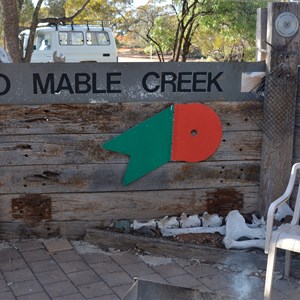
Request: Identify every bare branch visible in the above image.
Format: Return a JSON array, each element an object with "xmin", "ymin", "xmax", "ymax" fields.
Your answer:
[
  {"xmin": 23, "ymin": 0, "xmax": 43, "ymax": 62},
  {"xmin": 39, "ymin": 0, "xmax": 91, "ymax": 24}
]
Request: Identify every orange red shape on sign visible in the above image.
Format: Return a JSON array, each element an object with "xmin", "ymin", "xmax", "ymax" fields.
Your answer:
[{"xmin": 171, "ymin": 103, "xmax": 222, "ymax": 162}]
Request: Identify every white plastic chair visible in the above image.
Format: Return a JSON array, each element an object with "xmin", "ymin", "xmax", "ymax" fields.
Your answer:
[{"xmin": 264, "ymin": 162, "xmax": 300, "ymax": 300}]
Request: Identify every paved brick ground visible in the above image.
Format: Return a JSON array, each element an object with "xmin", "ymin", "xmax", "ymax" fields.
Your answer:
[{"xmin": 0, "ymin": 239, "xmax": 299, "ymax": 299}]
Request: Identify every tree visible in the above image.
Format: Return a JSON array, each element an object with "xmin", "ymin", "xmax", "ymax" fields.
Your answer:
[
  {"xmin": 0, "ymin": 0, "xmax": 22, "ymax": 62},
  {"xmin": 45, "ymin": 0, "xmax": 67, "ymax": 18},
  {"xmin": 0, "ymin": 0, "xmax": 268, "ymax": 62},
  {"xmin": 124, "ymin": 0, "xmax": 215, "ymax": 62},
  {"xmin": 19, "ymin": 0, "xmax": 35, "ymax": 28},
  {"xmin": 196, "ymin": 0, "xmax": 268, "ymax": 61},
  {"xmin": 170, "ymin": 0, "xmax": 214, "ymax": 62},
  {"xmin": 23, "ymin": 0, "xmax": 44, "ymax": 62},
  {"xmin": 124, "ymin": 0, "xmax": 267, "ymax": 62},
  {"xmin": 39, "ymin": 0, "xmax": 91, "ymax": 24},
  {"xmin": 64, "ymin": 0, "xmax": 131, "ymax": 24},
  {"xmin": 0, "ymin": 0, "xmax": 92, "ymax": 62},
  {"xmin": 124, "ymin": 3, "xmax": 170, "ymax": 61}
]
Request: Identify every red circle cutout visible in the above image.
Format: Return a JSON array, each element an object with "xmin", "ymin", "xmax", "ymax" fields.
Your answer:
[{"xmin": 171, "ymin": 103, "xmax": 222, "ymax": 162}]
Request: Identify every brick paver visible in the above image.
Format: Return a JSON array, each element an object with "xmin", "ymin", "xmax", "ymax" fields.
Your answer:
[
  {"xmin": 67, "ymin": 269, "xmax": 100, "ymax": 286},
  {"xmin": 51, "ymin": 250, "xmax": 82, "ymax": 263},
  {"xmin": 16, "ymin": 240, "xmax": 44, "ymax": 252},
  {"xmin": 152, "ymin": 262, "xmax": 187, "ymax": 278},
  {"xmin": 89, "ymin": 260, "xmax": 122, "ymax": 275},
  {"xmin": 95, "ymin": 294, "xmax": 120, "ymax": 300},
  {"xmin": 120, "ymin": 262, "xmax": 154, "ymax": 276},
  {"xmin": 18, "ymin": 291, "xmax": 51, "ymax": 300},
  {"xmin": 0, "ymin": 248, "xmax": 21, "ymax": 261},
  {"xmin": 59, "ymin": 260, "xmax": 90, "ymax": 274},
  {"xmin": 77, "ymin": 281, "xmax": 114, "ymax": 298},
  {"xmin": 0, "ymin": 238, "xmax": 298, "ymax": 299},
  {"xmin": 138, "ymin": 272, "xmax": 168, "ymax": 284},
  {"xmin": 27, "ymin": 259, "xmax": 59, "ymax": 273},
  {"xmin": 0, "ymin": 290, "xmax": 16, "ymax": 299},
  {"xmin": 36, "ymin": 268, "xmax": 68, "ymax": 284},
  {"xmin": 3, "ymin": 268, "xmax": 35, "ymax": 283},
  {"xmin": 166, "ymin": 273, "xmax": 201, "ymax": 288},
  {"xmin": 184, "ymin": 262, "xmax": 219, "ymax": 278},
  {"xmin": 52, "ymin": 294, "xmax": 85, "ymax": 300},
  {"xmin": 9, "ymin": 279, "xmax": 44, "ymax": 297},
  {"xmin": 111, "ymin": 253, "xmax": 142, "ymax": 265},
  {"xmin": 0, "ymin": 258, "xmax": 27, "ymax": 272},
  {"xmin": 101, "ymin": 271, "xmax": 133, "ymax": 287},
  {"xmin": 200, "ymin": 273, "xmax": 233, "ymax": 290},
  {"xmin": 43, "ymin": 280, "xmax": 78, "ymax": 298},
  {"xmin": 81, "ymin": 253, "xmax": 112, "ymax": 264},
  {"xmin": 21, "ymin": 249, "xmax": 51, "ymax": 262},
  {"xmin": 111, "ymin": 284, "xmax": 133, "ymax": 298}
]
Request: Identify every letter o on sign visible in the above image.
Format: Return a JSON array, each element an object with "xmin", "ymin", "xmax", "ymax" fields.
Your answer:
[{"xmin": 0, "ymin": 74, "xmax": 11, "ymax": 96}]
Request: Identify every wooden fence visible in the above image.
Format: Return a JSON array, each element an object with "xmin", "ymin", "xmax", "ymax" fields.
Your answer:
[
  {"xmin": 0, "ymin": 1, "xmax": 299, "ymax": 239},
  {"xmin": 0, "ymin": 62, "xmax": 264, "ymax": 239}
]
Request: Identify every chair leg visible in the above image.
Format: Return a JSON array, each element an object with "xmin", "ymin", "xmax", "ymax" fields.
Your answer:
[
  {"xmin": 264, "ymin": 246, "xmax": 277, "ymax": 300},
  {"xmin": 284, "ymin": 250, "xmax": 291, "ymax": 277}
]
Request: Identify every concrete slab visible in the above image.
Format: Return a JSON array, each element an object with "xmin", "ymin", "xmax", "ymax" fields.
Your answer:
[
  {"xmin": 0, "ymin": 238, "xmax": 299, "ymax": 299},
  {"xmin": 43, "ymin": 239, "xmax": 73, "ymax": 253}
]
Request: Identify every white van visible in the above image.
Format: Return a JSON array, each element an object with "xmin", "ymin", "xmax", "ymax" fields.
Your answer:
[{"xmin": 20, "ymin": 24, "xmax": 118, "ymax": 63}]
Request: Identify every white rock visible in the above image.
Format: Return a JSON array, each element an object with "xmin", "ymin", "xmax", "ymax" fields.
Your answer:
[
  {"xmin": 222, "ymin": 210, "xmax": 266, "ymax": 250},
  {"xmin": 157, "ymin": 216, "xmax": 179, "ymax": 229},
  {"xmin": 179, "ymin": 213, "xmax": 201, "ymax": 228},
  {"xmin": 161, "ymin": 226, "xmax": 226, "ymax": 237},
  {"xmin": 132, "ymin": 219, "xmax": 157, "ymax": 230},
  {"xmin": 201, "ymin": 212, "xmax": 223, "ymax": 227}
]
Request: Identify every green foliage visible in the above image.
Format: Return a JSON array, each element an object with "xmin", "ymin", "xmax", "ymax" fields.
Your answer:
[
  {"xmin": 195, "ymin": 0, "xmax": 268, "ymax": 61},
  {"xmin": 152, "ymin": 14, "xmax": 176, "ymax": 53},
  {"xmin": 64, "ymin": 0, "xmax": 131, "ymax": 24},
  {"xmin": 0, "ymin": 0, "xmax": 269, "ymax": 62},
  {"xmin": 45, "ymin": 0, "xmax": 67, "ymax": 18},
  {"xmin": 124, "ymin": 0, "xmax": 268, "ymax": 61},
  {"xmin": 0, "ymin": 0, "xmax": 34, "ymax": 47},
  {"xmin": 19, "ymin": 0, "xmax": 35, "ymax": 27},
  {"xmin": 124, "ymin": 1, "xmax": 174, "ymax": 61}
]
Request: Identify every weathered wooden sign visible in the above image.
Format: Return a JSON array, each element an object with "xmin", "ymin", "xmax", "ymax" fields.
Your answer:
[
  {"xmin": 0, "ymin": 62, "xmax": 265, "ymax": 104},
  {"xmin": 103, "ymin": 103, "xmax": 223, "ymax": 185}
]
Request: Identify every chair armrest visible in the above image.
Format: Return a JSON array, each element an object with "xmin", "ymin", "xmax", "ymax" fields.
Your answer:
[
  {"xmin": 264, "ymin": 163, "xmax": 300, "ymax": 253},
  {"xmin": 265, "ymin": 195, "xmax": 290, "ymax": 253}
]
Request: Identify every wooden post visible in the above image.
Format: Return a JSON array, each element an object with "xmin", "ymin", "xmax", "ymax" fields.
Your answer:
[
  {"xmin": 259, "ymin": 2, "xmax": 300, "ymax": 217},
  {"xmin": 256, "ymin": 8, "xmax": 268, "ymax": 61}
]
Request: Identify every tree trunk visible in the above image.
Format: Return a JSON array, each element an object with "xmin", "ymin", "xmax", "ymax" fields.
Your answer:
[
  {"xmin": 24, "ymin": 0, "xmax": 44, "ymax": 62},
  {"xmin": 0, "ymin": 0, "xmax": 21, "ymax": 62}
]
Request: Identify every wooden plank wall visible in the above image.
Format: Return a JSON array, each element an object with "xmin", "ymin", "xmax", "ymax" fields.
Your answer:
[
  {"xmin": 294, "ymin": 69, "xmax": 300, "ymax": 163},
  {"xmin": 0, "ymin": 100, "xmax": 263, "ymax": 239},
  {"xmin": 292, "ymin": 69, "xmax": 300, "ymax": 206}
]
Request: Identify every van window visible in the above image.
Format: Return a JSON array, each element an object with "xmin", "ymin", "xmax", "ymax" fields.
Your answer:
[
  {"xmin": 35, "ymin": 33, "xmax": 52, "ymax": 50},
  {"xmin": 86, "ymin": 32, "xmax": 110, "ymax": 45},
  {"xmin": 59, "ymin": 31, "xmax": 84, "ymax": 46}
]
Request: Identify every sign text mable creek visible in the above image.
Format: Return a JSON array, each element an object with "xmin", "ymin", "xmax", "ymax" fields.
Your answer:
[{"xmin": 0, "ymin": 62, "xmax": 265, "ymax": 105}]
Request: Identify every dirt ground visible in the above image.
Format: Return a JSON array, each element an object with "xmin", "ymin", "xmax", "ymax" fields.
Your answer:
[
  {"xmin": 118, "ymin": 47, "xmax": 172, "ymax": 62},
  {"xmin": 169, "ymin": 232, "xmax": 225, "ymax": 248}
]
